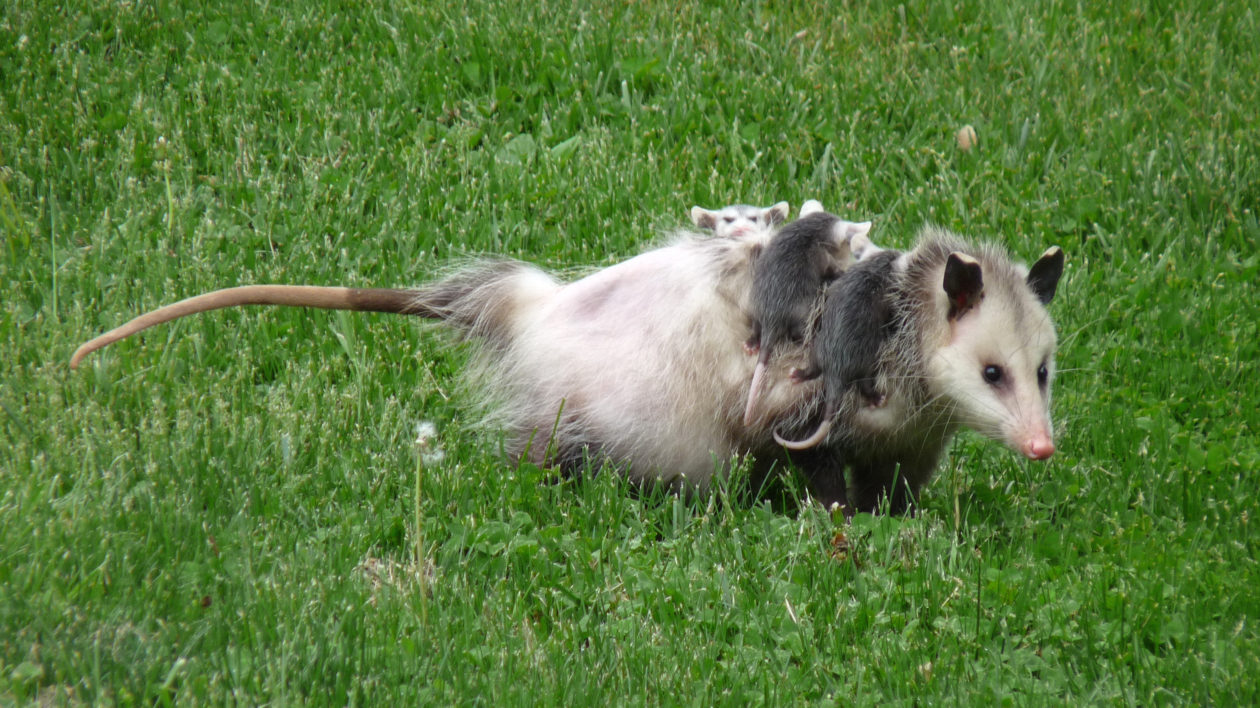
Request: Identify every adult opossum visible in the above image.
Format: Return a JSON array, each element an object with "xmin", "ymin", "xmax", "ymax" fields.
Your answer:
[
  {"xmin": 71, "ymin": 226, "xmax": 1065, "ymax": 515},
  {"xmin": 774, "ymin": 229, "xmax": 1065, "ymax": 511}
]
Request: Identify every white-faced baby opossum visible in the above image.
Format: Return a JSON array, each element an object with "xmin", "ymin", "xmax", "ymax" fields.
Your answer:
[
  {"xmin": 690, "ymin": 202, "xmax": 789, "ymax": 239},
  {"xmin": 71, "ymin": 226, "xmax": 1065, "ymax": 517},
  {"xmin": 743, "ymin": 212, "xmax": 872, "ymax": 427}
]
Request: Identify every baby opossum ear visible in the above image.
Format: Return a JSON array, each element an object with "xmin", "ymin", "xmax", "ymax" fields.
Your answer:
[
  {"xmin": 690, "ymin": 206, "xmax": 716, "ymax": 229},
  {"xmin": 766, "ymin": 201, "xmax": 790, "ymax": 225},
  {"xmin": 1026, "ymin": 246, "xmax": 1065, "ymax": 305},
  {"xmin": 799, "ymin": 199, "xmax": 825, "ymax": 217},
  {"xmin": 835, "ymin": 221, "xmax": 872, "ymax": 241},
  {"xmin": 943, "ymin": 252, "xmax": 984, "ymax": 318}
]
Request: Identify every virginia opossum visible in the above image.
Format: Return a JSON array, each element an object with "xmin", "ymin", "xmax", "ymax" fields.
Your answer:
[
  {"xmin": 72, "ymin": 226, "xmax": 1065, "ymax": 516},
  {"xmin": 744, "ymin": 212, "xmax": 872, "ymax": 426},
  {"xmin": 776, "ymin": 230, "xmax": 1065, "ymax": 511},
  {"xmin": 690, "ymin": 202, "xmax": 789, "ymax": 239}
]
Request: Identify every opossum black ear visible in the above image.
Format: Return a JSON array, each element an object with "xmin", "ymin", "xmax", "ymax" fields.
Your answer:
[
  {"xmin": 766, "ymin": 201, "xmax": 789, "ymax": 225},
  {"xmin": 690, "ymin": 206, "xmax": 716, "ymax": 230},
  {"xmin": 1026, "ymin": 246, "xmax": 1065, "ymax": 305},
  {"xmin": 943, "ymin": 252, "xmax": 984, "ymax": 318}
]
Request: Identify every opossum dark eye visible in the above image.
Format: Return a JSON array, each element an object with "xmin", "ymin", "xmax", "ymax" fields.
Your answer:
[
  {"xmin": 982, "ymin": 365, "xmax": 1004, "ymax": 385},
  {"xmin": 1037, "ymin": 363, "xmax": 1049, "ymax": 387},
  {"xmin": 723, "ymin": 216, "xmax": 736, "ymax": 223}
]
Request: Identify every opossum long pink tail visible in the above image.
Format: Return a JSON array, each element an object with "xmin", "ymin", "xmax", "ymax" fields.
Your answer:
[
  {"xmin": 742, "ymin": 358, "xmax": 769, "ymax": 427},
  {"xmin": 70, "ymin": 285, "xmax": 425, "ymax": 369},
  {"xmin": 773, "ymin": 417, "xmax": 832, "ymax": 451}
]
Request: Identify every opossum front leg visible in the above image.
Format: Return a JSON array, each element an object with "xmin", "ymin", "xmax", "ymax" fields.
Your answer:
[
  {"xmin": 849, "ymin": 459, "xmax": 916, "ymax": 515},
  {"xmin": 849, "ymin": 454, "xmax": 939, "ymax": 516}
]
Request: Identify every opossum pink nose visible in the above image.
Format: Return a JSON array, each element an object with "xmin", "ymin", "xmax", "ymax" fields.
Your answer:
[{"xmin": 1023, "ymin": 437, "xmax": 1055, "ymax": 460}]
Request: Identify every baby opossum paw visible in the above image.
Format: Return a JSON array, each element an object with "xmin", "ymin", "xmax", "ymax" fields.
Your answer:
[
  {"xmin": 857, "ymin": 380, "xmax": 886, "ymax": 407},
  {"xmin": 788, "ymin": 366, "xmax": 822, "ymax": 384},
  {"xmin": 743, "ymin": 338, "xmax": 760, "ymax": 356}
]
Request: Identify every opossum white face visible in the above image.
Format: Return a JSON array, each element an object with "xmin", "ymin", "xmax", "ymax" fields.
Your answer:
[
  {"xmin": 927, "ymin": 248, "xmax": 1065, "ymax": 461},
  {"xmin": 690, "ymin": 202, "xmax": 789, "ymax": 239}
]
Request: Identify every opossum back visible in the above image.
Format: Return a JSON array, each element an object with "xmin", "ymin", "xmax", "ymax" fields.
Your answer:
[{"xmin": 458, "ymin": 234, "xmax": 815, "ymax": 484}]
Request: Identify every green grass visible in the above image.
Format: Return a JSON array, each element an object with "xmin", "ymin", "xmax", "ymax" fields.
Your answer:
[{"xmin": 3, "ymin": 0, "xmax": 1259, "ymax": 703}]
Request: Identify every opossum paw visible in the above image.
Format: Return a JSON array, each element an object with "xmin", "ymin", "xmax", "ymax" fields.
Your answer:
[
  {"xmin": 857, "ymin": 380, "xmax": 886, "ymax": 407},
  {"xmin": 789, "ymin": 366, "xmax": 821, "ymax": 384},
  {"xmin": 743, "ymin": 339, "xmax": 759, "ymax": 356}
]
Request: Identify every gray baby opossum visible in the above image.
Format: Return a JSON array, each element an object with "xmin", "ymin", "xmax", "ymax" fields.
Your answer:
[
  {"xmin": 787, "ymin": 248, "xmax": 902, "ymax": 418},
  {"xmin": 72, "ymin": 226, "xmax": 1065, "ymax": 516},
  {"xmin": 690, "ymin": 202, "xmax": 789, "ymax": 239},
  {"xmin": 743, "ymin": 212, "xmax": 872, "ymax": 426}
]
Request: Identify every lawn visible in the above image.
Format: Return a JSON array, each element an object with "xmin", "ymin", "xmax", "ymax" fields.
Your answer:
[{"xmin": 2, "ymin": 0, "xmax": 1258, "ymax": 703}]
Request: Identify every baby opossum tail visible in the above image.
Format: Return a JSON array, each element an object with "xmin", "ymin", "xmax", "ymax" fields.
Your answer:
[
  {"xmin": 742, "ymin": 348, "xmax": 771, "ymax": 427},
  {"xmin": 773, "ymin": 415, "xmax": 833, "ymax": 450}
]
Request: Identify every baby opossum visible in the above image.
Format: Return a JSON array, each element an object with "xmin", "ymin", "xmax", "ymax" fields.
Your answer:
[
  {"xmin": 690, "ymin": 202, "xmax": 789, "ymax": 239},
  {"xmin": 72, "ymin": 226, "xmax": 1065, "ymax": 516},
  {"xmin": 743, "ymin": 212, "xmax": 872, "ymax": 426},
  {"xmin": 799, "ymin": 199, "xmax": 883, "ymax": 259},
  {"xmin": 787, "ymin": 248, "xmax": 901, "ymax": 421}
]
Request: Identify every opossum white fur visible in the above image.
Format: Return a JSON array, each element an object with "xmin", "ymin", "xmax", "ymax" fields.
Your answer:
[
  {"xmin": 690, "ymin": 202, "xmax": 789, "ymax": 239},
  {"xmin": 420, "ymin": 229, "xmax": 813, "ymax": 488},
  {"xmin": 410, "ymin": 226, "xmax": 1063, "ymax": 513},
  {"xmin": 72, "ymin": 226, "xmax": 1064, "ymax": 515}
]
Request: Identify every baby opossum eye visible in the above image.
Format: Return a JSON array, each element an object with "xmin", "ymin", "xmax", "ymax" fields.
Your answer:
[
  {"xmin": 723, "ymin": 216, "xmax": 736, "ymax": 224},
  {"xmin": 982, "ymin": 365, "xmax": 1004, "ymax": 385},
  {"xmin": 1037, "ymin": 363, "xmax": 1049, "ymax": 387}
]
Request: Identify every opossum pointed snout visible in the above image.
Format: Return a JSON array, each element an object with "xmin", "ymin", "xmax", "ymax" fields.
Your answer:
[{"xmin": 1021, "ymin": 436, "xmax": 1056, "ymax": 460}]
